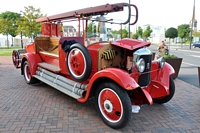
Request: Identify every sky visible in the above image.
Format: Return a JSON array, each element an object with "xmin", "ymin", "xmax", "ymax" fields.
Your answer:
[{"xmin": 0, "ymin": 0, "xmax": 199, "ymax": 30}]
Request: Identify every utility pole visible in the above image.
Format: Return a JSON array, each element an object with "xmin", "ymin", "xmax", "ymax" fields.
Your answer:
[{"xmin": 190, "ymin": 0, "xmax": 195, "ymax": 49}]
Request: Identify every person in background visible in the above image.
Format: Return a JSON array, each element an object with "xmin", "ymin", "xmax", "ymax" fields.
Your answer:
[{"xmin": 157, "ymin": 41, "xmax": 168, "ymax": 57}]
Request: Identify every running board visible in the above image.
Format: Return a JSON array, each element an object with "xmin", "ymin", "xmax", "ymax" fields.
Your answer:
[
  {"xmin": 33, "ymin": 75, "xmax": 82, "ymax": 99},
  {"xmin": 38, "ymin": 62, "xmax": 60, "ymax": 73}
]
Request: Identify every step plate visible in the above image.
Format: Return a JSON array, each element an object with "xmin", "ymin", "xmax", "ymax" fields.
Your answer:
[{"xmin": 38, "ymin": 62, "xmax": 60, "ymax": 73}]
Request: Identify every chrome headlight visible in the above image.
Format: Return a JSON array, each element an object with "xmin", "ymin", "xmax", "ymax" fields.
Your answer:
[
  {"xmin": 136, "ymin": 58, "xmax": 145, "ymax": 72},
  {"xmin": 157, "ymin": 56, "xmax": 165, "ymax": 68}
]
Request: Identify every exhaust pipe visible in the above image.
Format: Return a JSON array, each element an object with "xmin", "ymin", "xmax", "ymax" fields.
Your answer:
[{"xmin": 36, "ymin": 67, "xmax": 87, "ymax": 97}]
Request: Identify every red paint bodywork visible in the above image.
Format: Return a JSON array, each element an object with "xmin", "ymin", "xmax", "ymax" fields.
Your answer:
[
  {"xmin": 21, "ymin": 53, "xmax": 42, "ymax": 76},
  {"xmin": 78, "ymin": 68, "xmax": 140, "ymax": 103},
  {"xmin": 19, "ymin": 37, "xmax": 175, "ymax": 106},
  {"xmin": 112, "ymin": 38, "xmax": 151, "ymax": 50},
  {"xmin": 14, "ymin": 3, "xmax": 175, "ymax": 106}
]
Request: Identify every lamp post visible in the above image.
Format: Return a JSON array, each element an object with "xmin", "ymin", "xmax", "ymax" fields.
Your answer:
[{"xmin": 190, "ymin": 0, "xmax": 195, "ymax": 49}]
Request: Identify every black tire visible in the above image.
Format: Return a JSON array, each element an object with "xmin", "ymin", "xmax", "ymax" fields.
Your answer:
[
  {"xmin": 95, "ymin": 82, "xmax": 132, "ymax": 129},
  {"xmin": 66, "ymin": 43, "xmax": 92, "ymax": 82},
  {"xmin": 153, "ymin": 76, "xmax": 175, "ymax": 104},
  {"xmin": 23, "ymin": 61, "xmax": 37, "ymax": 84}
]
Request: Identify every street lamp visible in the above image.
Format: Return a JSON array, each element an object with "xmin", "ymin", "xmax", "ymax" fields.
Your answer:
[{"xmin": 190, "ymin": 0, "xmax": 195, "ymax": 49}]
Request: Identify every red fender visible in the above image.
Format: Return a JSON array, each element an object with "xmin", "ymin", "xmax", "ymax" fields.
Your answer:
[
  {"xmin": 21, "ymin": 53, "xmax": 42, "ymax": 75},
  {"xmin": 151, "ymin": 61, "xmax": 174, "ymax": 84},
  {"xmin": 147, "ymin": 61, "xmax": 175, "ymax": 98},
  {"xmin": 78, "ymin": 68, "xmax": 140, "ymax": 103}
]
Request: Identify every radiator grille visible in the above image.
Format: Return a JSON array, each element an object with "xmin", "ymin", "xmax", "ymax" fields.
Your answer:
[{"xmin": 138, "ymin": 55, "xmax": 152, "ymax": 87}]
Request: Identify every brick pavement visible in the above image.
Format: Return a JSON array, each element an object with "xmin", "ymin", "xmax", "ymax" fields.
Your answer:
[{"xmin": 0, "ymin": 56, "xmax": 200, "ymax": 133}]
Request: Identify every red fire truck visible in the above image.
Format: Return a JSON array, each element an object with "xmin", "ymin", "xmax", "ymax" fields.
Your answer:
[{"xmin": 12, "ymin": 3, "xmax": 175, "ymax": 129}]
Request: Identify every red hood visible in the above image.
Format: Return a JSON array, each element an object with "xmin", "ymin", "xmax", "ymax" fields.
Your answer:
[{"xmin": 111, "ymin": 38, "xmax": 151, "ymax": 50}]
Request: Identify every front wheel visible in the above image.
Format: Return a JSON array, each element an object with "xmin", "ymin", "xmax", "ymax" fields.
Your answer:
[
  {"xmin": 23, "ymin": 61, "xmax": 37, "ymax": 84},
  {"xmin": 153, "ymin": 76, "xmax": 175, "ymax": 104},
  {"xmin": 95, "ymin": 82, "xmax": 132, "ymax": 129}
]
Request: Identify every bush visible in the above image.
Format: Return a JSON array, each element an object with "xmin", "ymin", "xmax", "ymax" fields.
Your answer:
[{"xmin": 163, "ymin": 54, "xmax": 177, "ymax": 58}]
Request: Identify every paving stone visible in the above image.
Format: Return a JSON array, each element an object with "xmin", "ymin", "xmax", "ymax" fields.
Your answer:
[{"xmin": 1, "ymin": 56, "xmax": 200, "ymax": 132}]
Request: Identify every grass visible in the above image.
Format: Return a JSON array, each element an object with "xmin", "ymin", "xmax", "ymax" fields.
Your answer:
[{"xmin": 0, "ymin": 46, "xmax": 21, "ymax": 56}]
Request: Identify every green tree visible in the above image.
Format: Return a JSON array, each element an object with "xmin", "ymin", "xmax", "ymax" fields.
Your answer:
[
  {"xmin": 111, "ymin": 30, "xmax": 120, "ymax": 39},
  {"xmin": 177, "ymin": 24, "xmax": 190, "ymax": 43},
  {"xmin": 136, "ymin": 26, "xmax": 143, "ymax": 38},
  {"xmin": 122, "ymin": 27, "xmax": 128, "ymax": 38},
  {"xmin": 111, "ymin": 27, "xmax": 128, "ymax": 39},
  {"xmin": 142, "ymin": 26, "xmax": 153, "ymax": 41},
  {"xmin": 165, "ymin": 27, "xmax": 178, "ymax": 49},
  {"xmin": 0, "ymin": 11, "xmax": 21, "ymax": 48},
  {"xmin": 87, "ymin": 22, "xmax": 96, "ymax": 36},
  {"xmin": 165, "ymin": 27, "xmax": 178, "ymax": 39},
  {"xmin": 17, "ymin": 6, "xmax": 45, "ymax": 40},
  {"xmin": 132, "ymin": 33, "xmax": 139, "ymax": 39},
  {"xmin": 112, "ymin": 30, "xmax": 120, "ymax": 35}
]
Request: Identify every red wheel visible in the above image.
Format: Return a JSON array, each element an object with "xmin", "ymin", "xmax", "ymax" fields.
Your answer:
[
  {"xmin": 95, "ymin": 82, "xmax": 131, "ymax": 129},
  {"xmin": 68, "ymin": 48, "xmax": 86, "ymax": 78},
  {"xmin": 23, "ymin": 61, "xmax": 37, "ymax": 84},
  {"xmin": 66, "ymin": 43, "xmax": 92, "ymax": 82},
  {"xmin": 12, "ymin": 50, "xmax": 20, "ymax": 68},
  {"xmin": 98, "ymin": 88, "xmax": 123, "ymax": 122}
]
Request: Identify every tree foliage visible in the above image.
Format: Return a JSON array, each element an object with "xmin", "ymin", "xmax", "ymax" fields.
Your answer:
[
  {"xmin": 177, "ymin": 24, "xmax": 190, "ymax": 42},
  {"xmin": 0, "ymin": 11, "xmax": 21, "ymax": 37},
  {"xmin": 111, "ymin": 27, "xmax": 128, "ymax": 38},
  {"xmin": 111, "ymin": 30, "xmax": 120, "ymax": 39},
  {"xmin": 122, "ymin": 27, "xmax": 128, "ymax": 38},
  {"xmin": 165, "ymin": 27, "xmax": 178, "ymax": 39},
  {"xmin": 0, "ymin": 11, "xmax": 21, "ymax": 47},
  {"xmin": 136, "ymin": 26, "xmax": 143, "ymax": 38},
  {"xmin": 87, "ymin": 22, "xmax": 97, "ymax": 36},
  {"xmin": 193, "ymin": 31, "xmax": 200, "ymax": 37},
  {"xmin": 132, "ymin": 33, "xmax": 139, "ymax": 39},
  {"xmin": 17, "ymin": 6, "xmax": 45, "ymax": 39},
  {"xmin": 142, "ymin": 26, "xmax": 153, "ymax": 40},
  {"xmin": 112, "ymin": 30, "xmax": 120, "ymax": 35}
]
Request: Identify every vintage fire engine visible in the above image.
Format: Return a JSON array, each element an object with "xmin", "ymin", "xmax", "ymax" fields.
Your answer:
[{"xmin": 12, "ymin": 3, "xmax": 175, "ymax": 129}]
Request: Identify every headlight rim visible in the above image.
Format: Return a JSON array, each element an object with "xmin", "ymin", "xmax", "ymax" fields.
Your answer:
[{"xmin": 136, "ymin": 58, "xmax": 145, "ymax": 72}]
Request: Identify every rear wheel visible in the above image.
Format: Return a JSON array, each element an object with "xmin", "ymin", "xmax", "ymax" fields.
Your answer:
[
  {"xmin": 95, "ymin": 82, "xmax": 132, "ymax": 129},
  {"xmin": 153, "ymin": 76, "xmax": 175, "ymax": 104},
  {"xmin": 23, "ymin": 61, "xmax": 37, "ymax": 84},
  {"xmin": 12, "ymin": 50, "xmax": 20, "ymax": 68}
]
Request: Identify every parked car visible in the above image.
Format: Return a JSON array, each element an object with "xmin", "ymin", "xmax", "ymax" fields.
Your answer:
[
  {"xmin": 193, "ymin": 41, "xmax": 200, "ymax": 48},
  {"xmin": 11, "ymin": 3, "xmax": 175, "ymax": 129}
]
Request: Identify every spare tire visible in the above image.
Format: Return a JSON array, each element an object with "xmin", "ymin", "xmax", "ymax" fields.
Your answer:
[{"xmin": 66, "ymin": 43, "xmax": 92, "ymax": 82}]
